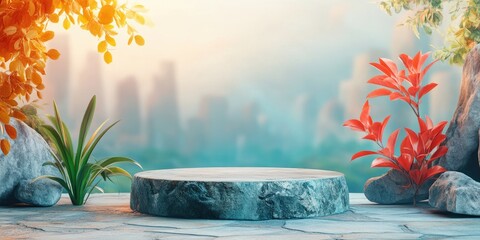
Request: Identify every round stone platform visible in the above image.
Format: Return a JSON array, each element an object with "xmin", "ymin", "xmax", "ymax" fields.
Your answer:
[{"xmin": 130, "ymin": 167, "xmax": 349, "ymax": 220}]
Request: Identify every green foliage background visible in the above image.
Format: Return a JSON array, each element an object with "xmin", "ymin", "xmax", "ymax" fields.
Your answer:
[{"xmin": 380, "ymin": 0, "xmax": 480, "ymax": 64}]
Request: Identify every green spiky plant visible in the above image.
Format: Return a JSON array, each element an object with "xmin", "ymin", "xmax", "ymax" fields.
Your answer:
[{"xmin": 35, "ymin": 95, "xmax": 141, "ymax": 206}]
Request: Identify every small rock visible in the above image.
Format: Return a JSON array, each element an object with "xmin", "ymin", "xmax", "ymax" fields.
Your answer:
[
  {"xmin": 0, "ymin": 119, "xmax": 62, "ymax": 206},
  {"xmin": 14, "ymin": 180, "xmax": 62, "ymax": 207},
  {"xmin": 364, "ymin": 169, "xmax": 430, "ymax": 204},
  {"xmin": 438, "ymin": 44, "xmax": 480, "ymax": 181},
  {"xmin": 429, "ymin": 171, "xmax": 480, "ymax": 215}
]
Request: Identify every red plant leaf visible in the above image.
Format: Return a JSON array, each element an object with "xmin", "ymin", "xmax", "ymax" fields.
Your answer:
[
  {"xmin": 367, "ymin": 88, "xmax": 392, "ymax": 98},
  {"xmin": 360, "ymin": 101, "xmax": 370, "ymax": 126},
  {"xmin": 425, "ymin": 116, "xmax": 433, "ymax": 129},
  {"xmin": 367, "ymin": 75, "xmax": 397, "ymax": 89},
  {"xmin": 408, "ymin": 86, "xmax": 419, "ymax": 96},
  {"xmin": 380, "ymin": 58, "xmax": 398, "ymax": 76},
  {"xmin": 409, "ymin": 169, "xmax": 421, "ymax": 185},
  {"xmin": 370, "ymin": 62, "xmax": 392, "ymax": 77},
  {"xmin": 429, "ymin": 134, "xmax": 446, "ymax": 152},
  {"xmin": 418, "ymin": 52, "xmax": 430, "ymax": 68},
  {"xmin": 428, "ymin": 146, "xmax": 448, "ymax": 164},
  {"xmin": 379, "ymin": 115, "xmax": 391, "ymax": 143},
  {"xmin": 406, "ymin": 73, "xmax": 420, "ymax": 87},
  {"xmin": 405, "ymin": 128, "xmax": 418, "ymax": 144},
  {"xmin": 343, "ymin": 119, "xmax": 365, "ymax": 132},
  {"xmin": 371, "ymin": 157, "xmax": 400, "ymax": 170},
  {"xmin": 417, "ymin": 153, "xmax": 427, "ymax": 164},
  {"xmin": 416, "ymin": 131, "xmax": 427, "ymax": 155},
  {"xmin": 389, "ymin": 92, "xmax": 404, "ymax": 101},
  {"xmin": 431, "ymin": 121, "xmax": 448, "ymax": 137},
  {"xmin": 412, "ymin": 51, "xmax": 421, "ymax": 71},
  {"xmin": 421, "ymin": 59, "xmax": 438, "ymax": 77},
  {"xmin": 351, "ymin": 150, "xmax": 378, "ymax": 161},
  {"xmin": 419, "ymin": 83, "xmax": 438, "ymax": 100},
  {"xmin": 379, "ymin": 147, "xmax": 391, "ymax": 157},
  {"xmin": 387, "ymin": 129, "xmax": 400, "ymax": 153},
  {"xmin": 418, "ymin": 117, "xmax": 428, "ymax": 133},
  {"xmin": 371, "ymin": 122, "xmax": 382, "ymax": 136},
  {"xmin": 399, "ymin": 154, "xmax": 413, "ymax": 171},
  {"xmin": 424, "ymin": 165, "xmax": 446, "ymax": 181},
  {"xmin": 399, "ymin": 53, "xmax": 413, "ymax": 74},
  {"xmin": 362, "ymin": 133, "xmax": 377, "ymax": 141}
]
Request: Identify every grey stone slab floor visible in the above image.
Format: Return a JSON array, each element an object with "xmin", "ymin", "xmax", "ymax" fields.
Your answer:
[{"xmin": 1, "ymin": 193, "xmax": 479, "ymax": 239}]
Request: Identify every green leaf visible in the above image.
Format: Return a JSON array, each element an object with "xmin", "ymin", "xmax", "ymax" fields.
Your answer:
[
  {"xmin": 81, "ymin": 119, "xmax": 108, "ymax": 163},
  {"xmin": 33, "ymin": 175, "xmax": 71, "ymax": 195},
  {"xmin": 97, "ymin": 156, "xmax": 142, "ymax": 169},
  {"xmin": 80, "ymin": 121, "xmax": 119, "ymax": 166},
  {"xmin": 75, "ymin": 96, "xmax": 96, "ymax": 167},
  {"xmin": 37, "ymin": 95, "xmax": 138, "ymax": 206},
  {"xmin": 103, "ymin": 166, "xmax": 133, "ymax": 179}
]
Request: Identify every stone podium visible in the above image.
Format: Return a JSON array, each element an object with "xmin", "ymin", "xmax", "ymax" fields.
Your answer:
[{"xmin": 130, "ymin": 167, "xmax": 349, "ymax": 220}]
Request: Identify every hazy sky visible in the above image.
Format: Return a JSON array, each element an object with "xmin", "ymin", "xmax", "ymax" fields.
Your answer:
[{"xmin": 46, "ymin": 0, "xmax": 402, "ymax": 121}]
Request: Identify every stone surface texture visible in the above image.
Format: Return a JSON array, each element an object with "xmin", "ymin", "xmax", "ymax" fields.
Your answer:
[
  {"xmin": 130, "ymin": 168, "xmax": 349, "ymax": 220},
  {"xmin": 429, "ymin": 171, "xmax": 480, "ymax": 216},
  {"xmin": 364, "ymin": 170, "xmax": 431, "ymax": 204},
  {"xmin": 438, "ymin": 44, "xmax": 480, "ymax": 181},
  {"xmin": 14, "ymin": 180, "xmax": 63, "ymax": 207},
  {"xmin": 1, "ymin": 193, "xmax": 479, "ymax": 239},
  {"xmin": 0, "ymin": 120, "xmax": 61, "ymax": 207}
]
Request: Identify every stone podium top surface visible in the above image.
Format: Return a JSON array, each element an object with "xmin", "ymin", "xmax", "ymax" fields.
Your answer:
[
  {"xmin": 135, "ymin": 167, "xmax": 343, "ymax": 182},
  {"xmin": 2, "ymin": 193, "xmax": 480, "ymax": 239}
]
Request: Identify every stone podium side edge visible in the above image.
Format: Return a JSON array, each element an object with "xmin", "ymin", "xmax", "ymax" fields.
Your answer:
[{"xmin": 130, "ymin": 175, "xmax": 349, "ymax": 220}]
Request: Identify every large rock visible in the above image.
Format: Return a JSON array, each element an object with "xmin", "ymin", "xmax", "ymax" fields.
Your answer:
[
  {"xmin": 131, "ymin": 168, "xmax": 349, "ymax": 220},
  {"xmin": 0, "ymin": 120, "xmax": 62, "ymax": 206},
  {"xmin": 438, "ymin": 44, "xmax": 480, "ymax": 181},
  {"xmin": 429, "ymin": 171, "xmax": 480, "ymax": 215},
  {"xmin": 364, "ymin": 169, "xmax": 430, "ymax": 204}
]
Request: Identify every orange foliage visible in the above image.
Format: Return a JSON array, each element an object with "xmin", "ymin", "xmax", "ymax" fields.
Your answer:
[{"xmin": 0, "ymin": 0, "xmax": 147, "ymax": 155}]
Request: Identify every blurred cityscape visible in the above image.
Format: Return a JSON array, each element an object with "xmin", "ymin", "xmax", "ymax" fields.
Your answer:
[{"xmin": 39, "ymin": 3, "xmax": 462, "ymax": 193}]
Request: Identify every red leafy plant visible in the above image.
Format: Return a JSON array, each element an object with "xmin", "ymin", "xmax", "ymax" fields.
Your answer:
[{"xmin": 343, "ymin": 51, "xmax": 448, "ymax": 205}]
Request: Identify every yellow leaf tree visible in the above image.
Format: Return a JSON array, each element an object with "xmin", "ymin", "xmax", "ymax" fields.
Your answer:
[{"xmin": 0, "ymin": 0, "xmax": 147, "ymax": 155}]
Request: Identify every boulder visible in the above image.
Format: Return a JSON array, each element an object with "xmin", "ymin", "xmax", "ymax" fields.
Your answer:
[
  {"xmin": 429, "ymin": 171, "xmax": 480, "ymax": 215},
  {"xmin": 364, "ymin": 169, "xmax": 430, "ymax": 204},
  {"xmin": 437, "ymin": 44, "xmax": 480, "ymax": 181},
  {"xmin": 0, "ymin": 120, "xmax": 62, "ymax": 206}
]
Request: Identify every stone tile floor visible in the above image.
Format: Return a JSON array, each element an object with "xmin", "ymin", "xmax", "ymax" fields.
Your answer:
[{"xmin": 0, "ymin": 193, "xmax": 479, "ymax": 239}]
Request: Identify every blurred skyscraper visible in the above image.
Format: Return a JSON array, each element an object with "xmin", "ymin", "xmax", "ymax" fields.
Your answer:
[
  {"xmin": 315, "ymin": 99, "xmax": 345, "ymax": 144},
  {"xmin": 114, "ymin": 76, "xmax": 143, "ymax": 148},
  {"xmin": 292, "ymin": 94, "xmax": 318, "ymax": 148},
  {"xmin": 43, "ymin": 34, "xmax": 71, "ymax": 121},
  {"xmin": 146, "ymin": 62, "xmax": 181, "ymax": 151},
  {"xmin": 72, "ymin": 52, "xmax": 107, "ymax": 128},
  {"xmin": 338, "ymin": 50, "xmax": 387, "ymax": 120},
  {"xmin": 196, "ymin": 95, "xmax": 234, "ymax": 164}
]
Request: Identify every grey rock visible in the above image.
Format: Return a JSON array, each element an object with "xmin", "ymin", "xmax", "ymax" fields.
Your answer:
[
  {"xmin": 438, "ymin": 44, "xmax": 480, "ymax": 181},
  {"xmin": 130, "ymin": 168, "xmax": 349, "ymax": 220},
  {"xmin": 14, "ymin": 180, "xmax": 62, "ymax": 207},
  {"xmin": 0, "ymin": 120, "xmax": 61, "ymax": 206},
  {"xmin": 364, "ymin": 169, "xmax": 431, "ymax": 204},
  {"xmin": 429, "ymin": 171, "xmax": 480, "ymax": 215}
]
